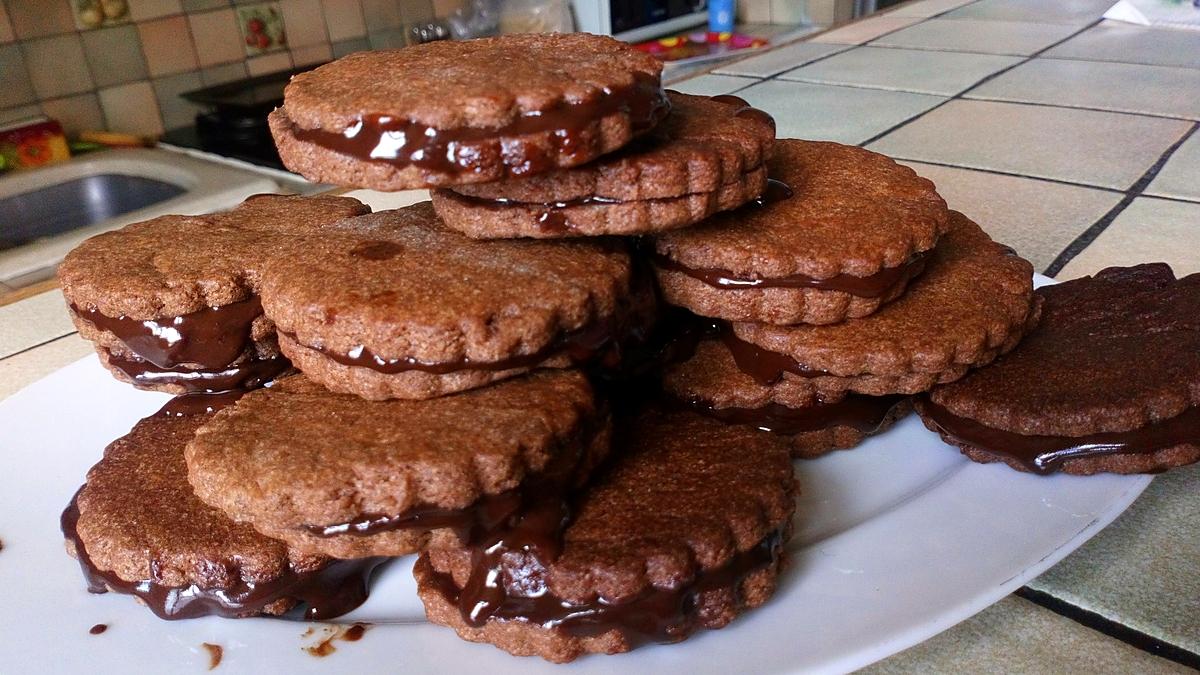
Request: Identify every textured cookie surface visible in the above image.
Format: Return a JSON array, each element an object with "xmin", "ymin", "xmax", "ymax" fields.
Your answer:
[
  {"xmin": 918, "ymin": 264, "xmax": 1200, "ymax": 475},
  {"xmin": 272, "ymin": 34, "xmax": 667, "ymax": 189},
  {"xmin": 260, "ymin": 202, "xmax": 638, "ymax": 400},
  {"xmin": 652, "ymin": 139, "xmax": 950, "ymax": 325},
  {"xmin": 185, "ymin": 372, "xmax": 608, "ymax": 559},
  {"xmin": 430, "ymin": 92, "xmax": 775, "ymax": 237},
  {"xmin": 725, "ymin": 211, "xmax": 1038, "ymax": 401},
  {"xmin": 417, "ymin": 409, "xmax": 795, "ymax": 662}
]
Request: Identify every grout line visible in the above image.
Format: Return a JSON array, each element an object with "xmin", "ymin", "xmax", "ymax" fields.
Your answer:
[
  {"xmin": 1042, "ymin": 121, "xmax": 1200, "ymax": 277},
  {"xmin": 959, "ymin": 92, "xmax": 1200, "ymax": 123},
  {"xmin": 1015, "ymin": 588, "xmax": 1200, "ymax": 670},
  {"xmin": 0, "ymin": 332, "xmax": 79, "ymax": 363}
]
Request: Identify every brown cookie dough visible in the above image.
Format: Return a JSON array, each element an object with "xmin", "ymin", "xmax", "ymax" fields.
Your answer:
[
  {"xmin": 185, "ymin": 372, "xmax": 610, "ymax": 559},
  {"xmin": 270, "ymin": 33, "xmax": 668, "ymax": 190},
  {"xmin": 63, "ymin": 404, "xmax": 384, "ymax": 620},
  {"xmin": 651, "ymin": 140, "xmax": 951, "ymax": 325},
  {"xmin": 430, "ymin": 92, "xmax": 775, "ymax": 237},
  {"xmin": 917, "ymin": 263, "xmax": 1200, "ymax": 475},
  {"xmin": 415, "ymin": 409, "xmax": 795, "ymax": 662},
  {"xmin": 664, "ymin": 335, "xmax": 911, "ymax": 458},
  {"xmin": 58, "ymin": 194, "xmax": 369, "ymax": 394},
  {"xmin": 714, "ymin": 212, "xmax": 1039, "ymax": 402},
  {"xmin": 259, "ymin": 202, "xmax": 643, "ymax": 400}
]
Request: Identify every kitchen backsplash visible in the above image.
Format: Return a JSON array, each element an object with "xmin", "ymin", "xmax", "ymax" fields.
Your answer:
[{"xmin": 0, "ymin": 0, "xmax": 465, "ymax": 137}]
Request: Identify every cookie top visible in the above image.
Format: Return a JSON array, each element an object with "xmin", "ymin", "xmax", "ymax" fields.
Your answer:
[
  {"xmin": 653, "ymin": 139, "xmax": 949, "ymax": 280},
  {"xmin": 58, "ymin": 195, "xmax": 369, "ymax": 319},
  {"xmin": 445, "ymin": 92, "xmax": 775, "ymax": 203},
  {"xmin": 259, "ymin": 202, "xmax": 635, "ymax": 364},
  {"xmin": 930, "ymin": 264, "xmax": 1200, "ymax": 436},
  {"xmin": 282, "ymin": 34, "xmax": 663, "ymax": 132},
  {"xmin": 731, "ymin": 211, "xmax": 1036, "ymax": 386},
  {"xmin": 185, "ymin": 371, "xmax": 608, "ymax": 557}
]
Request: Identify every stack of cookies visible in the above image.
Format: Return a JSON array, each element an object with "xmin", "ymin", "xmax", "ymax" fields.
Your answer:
[{"xmin": 54, "ymin": 31, "xmax": 1200, "ymax": 664}]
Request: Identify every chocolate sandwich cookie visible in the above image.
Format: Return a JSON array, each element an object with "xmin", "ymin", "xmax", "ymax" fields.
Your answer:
[
  {"xmin": 709, "ymin": 212, "xmax": 1039, "ymax": 402},
  {"xmin": 664, "ymin": 335, "xmax": 910, "ymax": 458},
  {"xmin": 260, "ymin": 202, "xmax": 645, "ymax": 400},
  {"xmin": 270, "ymin": 33, "xmax": 669, "ymax": 190},
  {"xmin": 185, "ymin": 371, "xmax": 609, "ymax": 559},
  {"xmin": 62, "ymin": 400, "xmax": 384, "ymax": 620},
  {"xmin": 58, "ymin": 194, "xmax": 369, "ymax": 394},
  {"xmin": 651, "ymin": 139, "xmax": 950, "ymax": 325},
  {"xmin": 414, "ymin": 409, "xmax": 795, "ymax": 663},
  {"xmin": 430, "ymin": 92, "xmax": 775, "ymax": 238},
  {"xmin": 917, "ymin": 264, "xmax": 1200, "ymax": 475}
]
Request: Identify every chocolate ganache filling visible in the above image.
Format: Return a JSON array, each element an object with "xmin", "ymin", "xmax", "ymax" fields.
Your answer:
[
  {"xmin": 61, "ymin": 492, "xmax": 385, "ymax": 621},
  {"xmin": 921, "ymin": 400, "xmax": 1200, "ymax": 474},
  {"xmin": 684, "ymin": 394, "xmax": 908, "ymax": 436},
  {"xmin": 292, "ymin": 72, "xmax": 670, "ymax": 176}
]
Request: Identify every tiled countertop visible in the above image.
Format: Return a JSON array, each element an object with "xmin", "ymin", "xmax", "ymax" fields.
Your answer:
[{"xmin": 2, "ymin": 0, "xmax": 1198, "ymax": 670}]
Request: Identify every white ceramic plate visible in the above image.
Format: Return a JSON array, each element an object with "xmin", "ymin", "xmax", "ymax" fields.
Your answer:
[{"xmin": 0, "ymin": 318, "xmax": 1151, "ymax": 674}]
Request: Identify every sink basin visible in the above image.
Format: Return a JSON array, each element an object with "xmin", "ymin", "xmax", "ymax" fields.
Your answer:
[{"xmin": 0, "ymin": 147, "xmax": 279, "ymax": 287}]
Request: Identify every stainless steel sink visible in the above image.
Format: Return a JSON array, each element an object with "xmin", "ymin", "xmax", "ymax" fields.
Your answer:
[{"xmin": 0, "ymin": 147, "xmax": 280, "ymax": 288}]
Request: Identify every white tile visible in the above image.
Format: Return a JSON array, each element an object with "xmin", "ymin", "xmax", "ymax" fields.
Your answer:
[
  {"xmin": 888, "ymin": 0, "xmax": 976, "ymax": 18},
  {"xmin": 714, "ymin": 41, "xmax": 848, "ymax": 78},
  {"xmin": 189, "ymin": 8, "xmax": 244, "ymax": 68},
  {"xmin": 868, "ymin": 99, "xmax": 1192, "ymax": 190},
  {"xmin": 873, "ymin": 18, "xmax": 1081, "ymax": 56},
  {"xmin": 291, "ymin": 42, "xmax": 332, "ymax": 67},
  {"xmin": 1059, "ymin": 198, "xmax": 1200, "ymax": 278},
  {"xmin": 323, "ymin": 0, "xmax": 366, "ymax": 42},
  {"xmin": 280, "ymin": 0, "xmax": 328, "ymax": 48},
  {"xmin": 968, "ymin": 58, "xmax": 1200, "ymax": 120},
  {"xmin": 943, "ymin": 0, "xmax": 1113, "ymax": 25},
  {"xmin": 247, "ymin": 50, "xmax": 293, "ymax": 76},
  {"xmin": 810, "ymin": 15, "xmax": 922, "ymax": 44},
  {"xmin": 98, "ymin": 81, "xmax": 165, "ymax": 136},
  {"xmin": 900, "ymin": 161, "xmax": 1122, "ymax": 271},
  {"xmin": 668, "ymin": 73, "xmax": 756, "ymax": 97},
  {"xmin": 1045, "ymin": 20, "xmax": 1200, "ymax": 69},
  {"xmin": 781, "ymin": 46, "xmax": 1020, "ymax": 96},
  {"xmin": 1146, "ymin": 131, "xmax": 1200, "ymax": 203},
  {"xmin": 737, "ymin": 79, "xmax": 946, "ymax": 144}
]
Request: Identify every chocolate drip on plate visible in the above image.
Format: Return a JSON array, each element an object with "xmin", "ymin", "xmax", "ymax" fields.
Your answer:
[
  {"xmin": 684, "ymin": 394, "xmax": 908, "ymax": 436},
  {"xmin": 653, "ymin": 250, "xmax": 929, "ymax": 298},
  {"xmin": 920, "ymin": 400, "xmax": 1200, "ymax": 475}
]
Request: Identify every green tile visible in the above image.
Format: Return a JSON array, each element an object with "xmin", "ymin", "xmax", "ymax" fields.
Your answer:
[{"xmin": 81, "ymin": 24, "xmax": 149, "ymax": 88}]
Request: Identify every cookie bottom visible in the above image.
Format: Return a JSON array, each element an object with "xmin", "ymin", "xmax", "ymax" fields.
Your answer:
[{"xmin": 788, "ymin": 399, "xmax": 912, "ymax": 459}]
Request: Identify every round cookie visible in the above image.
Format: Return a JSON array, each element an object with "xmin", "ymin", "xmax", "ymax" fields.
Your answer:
[
  {"xmin": 63, "ymin": 404, "xmax": 384, "ymax": 620},
  {"xmin": 917, "ymin": 263, "xmax": 1200, "ymax": 475},
  {"xmin": 664, "ymin": 335, "xmax": 910, "ymax": 458},
  {"xmin": 651, "ymin": 139, "xmax": 951, "ymax": 325},
  {"xmin": 415, "ymin": 409, "xmax": 795, "ymax": 663},
  {"xmin": 259, "ymin": 202, "xmax": 644, "ymax": 400},
  {"xmin": 58, "ymin": 194, "xmax": 369, "ymax": 394},
  {"xmin": 185, "ymin": 371, "xmax": 610, "ymax": 559},
  {"xmin": 270, "ymin": 34, "xmax": 669, "ymax": 190},
  {"xmin": 715, "ymin": 212, "xmax": 1040, "ymax": 402},
  {"xmin": 430, "ymin": 92, "xmax": 775, "ymax": 238}
]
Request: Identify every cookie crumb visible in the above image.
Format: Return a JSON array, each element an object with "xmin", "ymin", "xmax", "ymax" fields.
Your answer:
[
  {"xmin": 303, "ymin": 624, "xmax": 371, "ymax": 657},
  {"xmin": 88, "ymin": 624, "xmax": 107, "ymax": 635},
  {"xmin": 201, "ymin": 643, "xmax": 222, "ymax": 670}
]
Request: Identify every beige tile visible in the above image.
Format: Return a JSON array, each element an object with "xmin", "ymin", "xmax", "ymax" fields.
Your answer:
[
  {"xmin": 138, "ymin": 15, "xmax": 197, "ymax": 76},
  {"xmin": 0, "ymin": 291, "xmax": 75, "ymax": 360},
  {"xmin": 0, "ymin": 104, "xmax": 42, "ymax": 125},
  {"xmin": 246, "ymin": 49, "xmax": 292, "ymax": 76},
  {"xmin": 811, "ymin": 15, "xmax": 922, "ymax": 44},
  {"xmin": 183, "ymin": 0, "xmax": 227, "ymax": 9},
  {"xmin": 189, "ymin": 8, "xmax": 244, "ymax": 67},
  {"xmin": 873, "ymin": 18, "xmax": 1081, "ymax": 56},
  {"xmin": 900, "ymin": 161, "xmax": 1122, "ymax": 271},
  {"xmin": 23, "ymin": 35, "xmax": 93, "ymax": 99},
  {"xmin": 738, "ymin": 79, "xmax": 945, "ymax": 144},
  {"xmin": 1027, "ymin": 465, "xmax": 1200, "ymax": 655},
  {"xmin": 322, "ymin": 0, "xmax": 366, "ymax": 42},
  {"xmin": 361, "ymin": 0, "xmax": 402, "ymax": 29},
  {"xmin": 366, "ymin": 27, "xmax": 405, "ymax": 49},
  {"xmin": 769, "ymin": 0, "xmax": 809, "ymax": 23},
  {"xmin": 1058, "ymin": 198, "xmax": 1200, "ymax": 279},
  {"xmin": 714, "ymin": 41, "xmax": 847, "ymax": 78},
  {"xmin": 291, "ymin": 42, "xmax": 332, "ymax": 66},
  {"xmin": 782, "ymin": 46, "xmax": 1020, "ymax": 96},
  {"xmin": 868, "ymin": 100, "xmax": 1192, "ymax": 190},
  {"xmin": 1146, "ymin": 132, "xmax": 1200, "ymax": 203},
  {"xmin": 5, "ymin": 0, "xmax": 75, "ymax": 39},
  {"xmin": 943, "ymin": 0, "xmax": 1113, "ymax": 25},
  {"xmin": 0, "ymin": 2, "xmax": 14, "ymax": 43},
  {"xmin": 199, "ymin": 61, "xmax": 247, "ymax": 86},
  {"xmin": 969, "ymin": 58, "xmax": 1200, "ymax": 120},
  {"xmin": 127, "ymin": 0, "xmax": 184, "ymax": 21},
  {"xmin": 399, "ymin": 0, "xmax": 435, "ymax": 23},
  {"xmin": 98, "ymin": 81, "xmax": 164, "ymax": 136},
  {"xmin": 865, "ymin": 596, "xmax": 1192, "ymax": 674},
  {"xmin": 151, "ymin": 71, "xmax": 204, "ymax": 130},
  {"xmin": 1046, "ymin": 20, "xmax": 1200, "ymax": 70},
  {"xmin": 331, "ymin": 36, "xmax": 369, "ymax": 58},
  {"xmin": 738, "ymin": 0, "xmax": 772, "ymax": 23},
  {"xmin": 0, "ymin": 334, "xmax": 93, "ymax": 403},
  {"xmin": 81, "ymin": 24, "xmax": 149, "ymax": 88},
  {"xmin": 0, "ymin": 44, "xmax": 35, "ymax": 108},
  {"xmin": 40, "ymin": 93, "xmax": 106, "ymax": 135},
  {"xmin": 280, "ymin": 0, "xmax": 327, "ymax": 47},
  {"xmin": 668, "ymin": 73, "xmax": 756, "ymax": 97},
  {"xmin": 432, "ymin": 0, "xmax": 465, "ymax": 18},
  {"xmin": 889, "ymin": 0, "xmax": 976, "ymax": 18}
]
